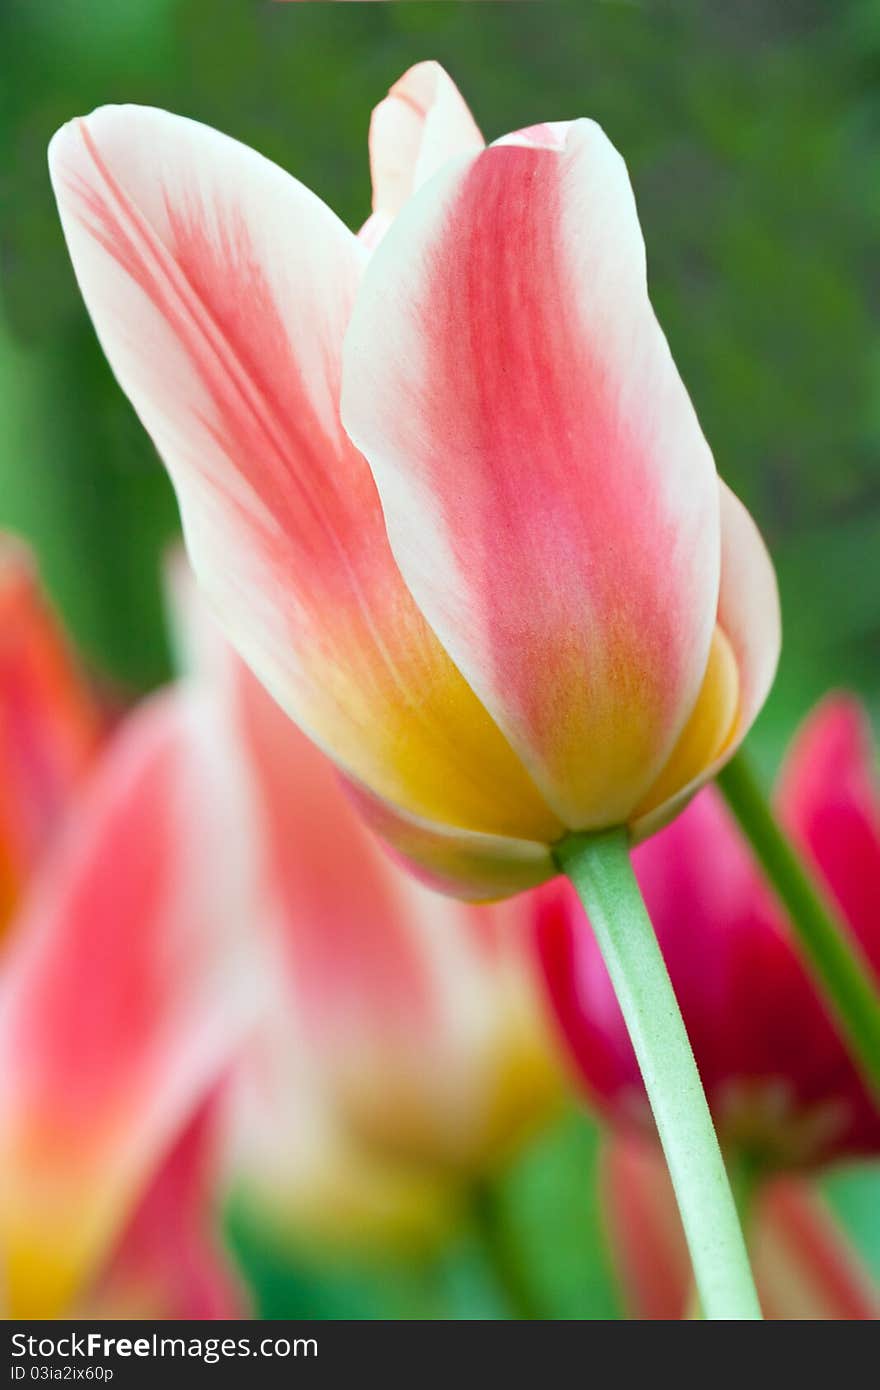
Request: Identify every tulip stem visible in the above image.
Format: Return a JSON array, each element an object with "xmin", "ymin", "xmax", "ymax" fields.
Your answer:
[
  {"xmin": 555, "ymin": 829, "xmax": 762, "ymax": 1321},
  {"xmin": 717, "ymin": 749, "xmax": 880, "ymax": 1101}
]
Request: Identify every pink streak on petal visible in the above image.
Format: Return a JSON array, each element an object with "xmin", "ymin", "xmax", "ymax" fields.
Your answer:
[{"xmin": 95, "ymin": 1090, "xmax": 247, "ymax": 1320}]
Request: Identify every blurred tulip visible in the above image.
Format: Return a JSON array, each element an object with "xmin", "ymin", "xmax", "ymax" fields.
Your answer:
[
  {"xmin": 48, "ymin": 62, "xmax": 780, "ymax": 900},
  {"xmin": 168, "ymin": 561, "xmax": 563, "ymax": 1247},
  {"xmin": 603, "ymin": 1133, "xmax": 879, "ymax": 1320},
  {"xmin": 0, "ymin": 538, "xmax": 99, "ymax": 933},
  {"xmin": 0, "ymin": 545, "xmax": 561, "ymax": 1315},
  {"xmin": 0, "ymin": 666, "xmax": 257, "ymax": 1317},
  {"xmin": 537, "ymin": 697, "xmax": 880, "ymax": 1170}
]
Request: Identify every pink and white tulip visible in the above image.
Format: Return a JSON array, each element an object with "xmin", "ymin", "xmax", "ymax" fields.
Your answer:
[{"xmin": 48, "ymin": 62, "xmax": 780, "ymax": 899}]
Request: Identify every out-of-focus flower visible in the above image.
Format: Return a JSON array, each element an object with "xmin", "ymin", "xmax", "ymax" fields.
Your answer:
[
  {"xmin": 0, "ymin": 545, "xmax": 561, "ymax": 1315},
  {"xmin": 0, "ymin": 538, "xmax": 100, "ymax": 934},
  {"xmin": 603, "ymin": 1133, "xmax": 879, "ymax": 1320},
  {"xmin": 0, "ymin": 630, "xmax": 257, "ymax": 1317},
  {"xmin": 48, "ymin": 62, "xmax": 780, "ymax": 900},
  {"xmin": 537, "ymin": 697, "xmax": 880, "ymax": 1171},
  {"xmin": 169, "ymin": 563, "xmax": 563, "ymax": 1248}
]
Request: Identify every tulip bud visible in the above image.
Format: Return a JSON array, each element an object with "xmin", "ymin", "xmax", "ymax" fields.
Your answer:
[{"xmin": 48, "ymin": 64, "xmax": 780, "ymax": 899}]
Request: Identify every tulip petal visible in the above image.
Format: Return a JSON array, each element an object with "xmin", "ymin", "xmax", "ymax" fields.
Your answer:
[
  {"xmin": 342, "ymin": 121, "xmax": 721, "ymax": 828},
  {"xmin": 0, "ymin": 538, "xmax": 99, "ymax": 931},
  {"xmin": 631, "ymin": 481, "xmax": 780, "ymax": 837},
  {"xmin": 344, "ymin": 776, "xmax": 555, "ymax": 901},
  {"xmin": 89, "ymin": 1092, "xmax": 248, "ymax": 1319},
  {"xmin": 775, "ymin": 696, "xmax": 880, "ymax": 979},
  {"xmin": 49, "ymin": 105, "xmax": 559, "ymax": 849},
  {"xmin": 0, "ymin": 689, "xmax": 259, "ymax": 1317},
  {"xmin": 361, "ymin": 61, "xmax": 484, "ymax": 247}
]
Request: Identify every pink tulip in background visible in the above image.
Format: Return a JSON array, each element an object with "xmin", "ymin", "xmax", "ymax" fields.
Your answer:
[
  {"xmin": 47, "ymin": 61, "xmax": 780, "ymax": 901},
  {"xmin": 537, "ymin": 696, "xmax": 880, "ymax": 1170},
  {"xmin": 0, "ymin": 541, "xmax": 561, "ymax": 1318}
]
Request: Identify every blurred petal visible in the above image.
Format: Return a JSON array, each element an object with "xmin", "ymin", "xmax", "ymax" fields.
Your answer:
[
  {"xmin": 226, "ymin": 1003, "xmax": 459, "ymax": 1256},
  {"xmin": 342, "ymin": 121, "xmax": 721, "ymax": 829},
  {"xmin": 600, "ymin": 1135, "xmax": 691, "ymax": 1319},
  {"xmin": 362, "ymin": 61, "xmax": 484, "ymax": 247},
  {"xmin": 603, "ymin": 1136, "xmax": 879, "ymax": 1320},
  {"xmin": 0, "ymin": 689, "xmax": 259, "ymax": 1317},
  {"xmin": 167, "ymin": 572, "xmax": 560, "ymax": 1176},
  {"xmin": 88, "ymin": 1091, "xmax": 248, "ymax": 1319},
  {"xmin": 50, "ymin": 105, "xmax": 558, "ymax": 848},
  {"xmin": 754, "ymin": 1180, "xmax": 880, "ymax": 1320},
  {"xmin": 217, "ymin": 641, "xmax": 561, "ymax": 1170},
  {"xmin": 776, "ymin": 696, "xmax": 880, "ymax": 979},
  {"xmin": 0, "ymin": 538, "xmax": 99, "ymax": 931}
]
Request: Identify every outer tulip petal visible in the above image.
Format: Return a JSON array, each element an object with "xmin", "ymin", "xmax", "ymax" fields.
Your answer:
[
  {"xmin": 631, "ymin": 481, "xmax": 780, "ymax": 838},
  {"xmin": 0, "ymin": 689, "xmax": 260, "ymax": 1317},
  {"xmin": 775, "ymin": 696, "xmax": 880, "ymax": 979},
  {"xmin": 361, "ymin": 61, "xmax": 484, "ymax": 247},
  {"xmin": 0, "ymin": 539, "xmax": 99, "ymax": 931},
  {"xmin": 88, "ymin": 1092, "xmax": 248, "ymax": 1319},
  {"xmin": 344, "ymin": 776, "xmax": 554, "ymax": 901},
  {"xmin": 342, "ymin": 121, "xmax": 721, "ymax": 829},
  {"xmin": 49, "ymin": 107, "xmax": 560, "ymax": 855}
]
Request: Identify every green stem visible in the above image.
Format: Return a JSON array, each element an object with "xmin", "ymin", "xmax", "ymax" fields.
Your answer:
[
  {"xmin": 470, "ymin": 1177, "xmax": 543, "ymax": 1320},
  {"xmin": 556, "ymin": 829, "xmax": 762, "ymax": 1321},
  {"xmin": 685, "ymin": 1152, "xmax": 764, "ymax": 1319},
  {"xmin": 717, "ymin": 750, "xmax": 880, "ymax": 1100}
]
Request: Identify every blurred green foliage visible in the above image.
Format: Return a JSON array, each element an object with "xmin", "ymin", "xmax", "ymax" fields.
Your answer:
[{"xmin": 2, "ymin": 0, "xmax": 879, "ymax": 1318}]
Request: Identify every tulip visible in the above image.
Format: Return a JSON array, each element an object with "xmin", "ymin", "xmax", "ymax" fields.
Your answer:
[
  {"xmin": 603, "ymin": 1133, "xmax": 879, "ymax": 1320},
  {"xmin": 0, "ymin": 546, "xmax": 562, "ymax": 1315},
  {"xmin": 48, "ymin": 59, "xmax": 777, "ymax": 1317},
  {"xmin": 537, "ymin": 696, "xmax": 880, "ymax": 1171},
  {"xmin": 47, "ymin": 62, "xmax": 780, "ymax": 901},
  {"xmin": 0, "ymin": 666, "xmax": 255, "ymax": 1317}
]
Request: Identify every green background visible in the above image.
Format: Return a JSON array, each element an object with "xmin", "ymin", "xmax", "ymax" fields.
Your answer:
[{"xmin": 1, "ymin": 0, "xmax": 879, "ymax": 1317}]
